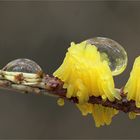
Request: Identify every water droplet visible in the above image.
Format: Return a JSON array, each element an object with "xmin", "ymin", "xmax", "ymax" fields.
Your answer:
[
  {"xmin": 3, "ymin": 58, "xmax": 42, "ymax": 74},
  {"xmin": 86, "ymin": 37, "xmax": 128, "ymax": 76},
  {"xmin": 57, "ymin": 98, "xmax": 65, "ymax": 106}
]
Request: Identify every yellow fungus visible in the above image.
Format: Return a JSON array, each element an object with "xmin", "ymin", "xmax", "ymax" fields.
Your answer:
[
  {"xmin": 124, "ymin": 56, "xmax": 140, "ymax": 108},
  {"xmin": 53, "ymin": 41, "xmax": 121, "ymax": 127},
  {"xmin": 54, "ymin": 41, "xmax": 121, "ymax": 102}
]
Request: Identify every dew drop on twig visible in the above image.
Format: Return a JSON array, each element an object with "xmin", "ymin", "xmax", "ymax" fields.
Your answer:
[{"xmin": 3, "ymin": 58, "xmax": 43, "ymax": 74}]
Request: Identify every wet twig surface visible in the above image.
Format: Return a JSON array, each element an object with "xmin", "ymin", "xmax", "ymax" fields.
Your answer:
[{"xmin": 0, "ymin": 70, "xmax": 139, "ymax": 113}]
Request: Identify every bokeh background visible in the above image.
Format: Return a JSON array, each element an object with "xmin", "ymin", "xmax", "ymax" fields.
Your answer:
[{"xmin": 0, "ymin": 1, "xmax": 139, "ymax": 139}]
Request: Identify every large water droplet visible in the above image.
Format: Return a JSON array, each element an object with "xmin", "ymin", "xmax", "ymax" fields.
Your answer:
[
  {"xmin": 86, "ymin": 37, "xmax": 128, "ymax": 76},
  {"xmin": 3, "ymin": 58, "xmax": 42, "ymax": 74}
]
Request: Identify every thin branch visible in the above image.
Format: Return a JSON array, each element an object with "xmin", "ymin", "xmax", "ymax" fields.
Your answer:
[{"xmin": 0, "ymin": 70, "xmax": 139, "ymax": 113}]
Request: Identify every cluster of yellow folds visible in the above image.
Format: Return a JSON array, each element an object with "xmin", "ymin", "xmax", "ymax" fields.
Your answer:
[{"xmin": 53, "ymin": 41, "xmax": 140, "ymax": 127}]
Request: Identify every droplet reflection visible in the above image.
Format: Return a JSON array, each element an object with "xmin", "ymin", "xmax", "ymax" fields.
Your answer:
[{"xmin": 86, "ymin": 37, "xmax": 128, "ymax": 76}]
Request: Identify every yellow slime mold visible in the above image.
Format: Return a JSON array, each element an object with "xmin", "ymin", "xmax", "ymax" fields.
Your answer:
[
  {"xmin": 125, "ymin": 56, "xmax": 140, "ymax": 109},
  {"xmin": 53, "ymin": 41, "xmax": 121, "ymax": 127}
]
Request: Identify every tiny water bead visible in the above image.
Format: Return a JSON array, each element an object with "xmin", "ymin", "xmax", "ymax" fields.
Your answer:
[
  {"xmin": 3, "ymin": 58, "xmax": 42, "ymax": 74},
  {"xmin": 86, "ymin": 37, "xmax": 128, "ymax": 76},
  {"xmin": 57, "ymin": 98, "xmax": 65, "ymax": 106}
]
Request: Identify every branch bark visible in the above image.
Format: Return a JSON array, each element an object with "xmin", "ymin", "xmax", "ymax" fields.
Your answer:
[{"xmin": 0, "ymin": 70, "xmax": 139, "ymax": 113}]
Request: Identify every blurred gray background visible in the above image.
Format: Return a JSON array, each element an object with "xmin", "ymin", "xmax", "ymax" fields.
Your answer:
[{"xmin": 0, "ymin": 1, "xmax": 139, "ymax": 139}]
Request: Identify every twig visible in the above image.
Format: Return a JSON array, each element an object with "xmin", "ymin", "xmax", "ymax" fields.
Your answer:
[{"xmin": 0, "ymin": 70, "xmax": 139, "ymax": 113}]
